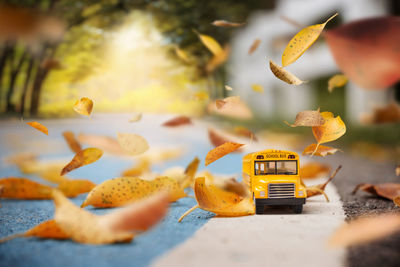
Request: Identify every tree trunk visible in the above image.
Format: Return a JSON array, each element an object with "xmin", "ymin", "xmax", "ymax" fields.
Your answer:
[
  {"xmin": 0, "ymin": 44, "xmax": 14, "ymax": 110},
  {"xmin": 20, "ymin": 57, "xmax": 34, "ymax": 116},
  {"xmin": 30, "ymin": 67, "xmax": 49, "ymax": 116},
  {"xmin": 6, "ymin": 50, "xmax": 27, "ymax": 113}
]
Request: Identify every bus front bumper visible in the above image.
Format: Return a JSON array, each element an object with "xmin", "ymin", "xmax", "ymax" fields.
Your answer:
[{"xmin": 255, "ymin": 198, "xmax": 306, "ymax": 206}]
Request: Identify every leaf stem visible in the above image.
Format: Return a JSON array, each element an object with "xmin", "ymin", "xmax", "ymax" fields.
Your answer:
[
  {"xmin": 0, "ymin": 233, "xmax": 26, "ymax": 243},
  {"xmin": 178, "ymin": 204, "xmax": 199, "ymax": 223}
]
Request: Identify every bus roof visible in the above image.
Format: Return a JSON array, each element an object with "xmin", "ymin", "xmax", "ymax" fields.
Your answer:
[{"xmin": 244, "ymin": 149, "xmax": 299, "ymax": 161}]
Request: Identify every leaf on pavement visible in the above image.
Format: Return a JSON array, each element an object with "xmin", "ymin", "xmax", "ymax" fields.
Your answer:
[
  {"xmin": 61, "ymin": 148, "xmax": 103, "ymax": 176},
  {"xmin": 251, "ymin": 84, "xmax": 264, "ymax": 93},
  {"xmin": 302, "ymin": 144, "xmax": 340, "ymax": 157},
  {"xmin": 329, "ymin": 213, "xmax": 400, "ymax": 247},
  {"xmin": 117, "ymin": 133, "xmax": 149, "ymax": 156},
  {"xmin": 248, "ymin": 39, "xmax": 261, "ymax": 55},
  {"xmin": 306, "ymin": 165, "xmax": 342, "ymax": 202},
  {"xmin": 300, "ymin": 162, "xmax": 331, "ymax": 179},
  {"xmin": 269, "ymin": 60, "xmax": 305, "ymax": 85},
  {"xmin": 352, "ymin": 183, "xmax": 400, "ymax": 201},
  {"xmin": 212, "ymin": 20, "xmax": 245, "ymax": 27},
  {"xmin": 284, "ymin": 110, "xmax": 325, "ymax": 127},
  {"xmin": 62, "ymin": 131, "xmax": 82, "ymax": 153},
  {"xmin": 162, "ymin": 116, "xmax": 192, "ymax": 127},
  {"xmin": 26, "ymin": 121, "xmax": 48, "ymax": 135},
  {"xmin": 57, "ymin": 179, "xmax": 96, "ymax": 198},
  {"xmin": 282, "ymin": 13, "xmax": 338, "ymax": 66},
  {"xmin": 205, "ymin": 142, "xmax": 244, "ymax": 166},
  {"xmin": 73, "ymin": 97, "xmax": 93, "ymax": 116},
  {"xmin": 0, "ymin": 177, "xmax": 53, "ymax": 199},
  {"xmin": 328, "ymin": 74, "xmax": 348, "ymax": 93}
]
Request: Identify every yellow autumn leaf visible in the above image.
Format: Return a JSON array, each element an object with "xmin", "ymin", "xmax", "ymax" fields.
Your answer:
[
  {"xmin": 302, "ymin": 144, "xmax": 340, "ymax": 157},
  {"xmin": 194, "ymin": 91, "xmax": 209, "ymax": 101},
  {"xmin": 117, "ymin": 132, "xmax": 149, "ymax": 156},
  {"xmin": 180, "ymin": 157, "xmax": 200, "ymax": 189},
  {"xmin": 174, "ymin": 46, "xmax": 190, "ymax": 63},
  {"xmin": 178, "ymin": 177, "xmax": 254, "ymax": 222},
  {"xmin": 269, "ymin": 60, "xmax": 305, "ymax": 85},
  {"xmin": 0, "ymin": 177, "xmax": 53, "ymax": 199},
  {"xmin": 73, "ymin": 97, "xmax": 93, "ymax": 116},
  {"xmin": 26, "ymin": 121, "xmax": 48, "ymax": 135},
  {"xmin": 197, "ymin": 32, "xmax": 223, "ymax": 56},
  {"xmin": 251, "ymin": 84, "xmax": 264, "ymax": 93},
  {"xmin": 282, "ymin": 13, "xmax": 338, "ymax": 67},
  {"xmin": 206, "ymin": 45, "xmax": 230, "ymax": 73},
  {"xmin": 205, "ymin": 142, "xmax": 244, "ymax": 166},
  {"xmin": 57, "ymin": 179, "xmax": 96, "ymax": 198},
  {"xmin": 212, "ymin": 20, "xmax": 245, "ymax": 27},
  {"xmin": 284, "ymin": 110, "xmax": 325, "ymax": 127},
  {"xmin": 328, "ymin": 74, "xmax": 348, "ymax": 93},
  {"xmin": 62, "ymin": 131, "xmax": 82, "ymax": 153},
  {"xmin": 61, "ymin": 148, "xmax": 103, "ymax": 176}
]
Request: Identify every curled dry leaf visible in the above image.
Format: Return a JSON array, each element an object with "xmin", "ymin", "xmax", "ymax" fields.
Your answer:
[
  {"xmin": 225, "ymin": 85, "xmax": 233, "ymax": 91},
  {"xmin": 328, "ymin": 74, "xmax": 348, "ymax": 93},
  {"xmin": 81, "ymin": 176, "xmax": 186, "ymax": 208},
  {"xmin": 251, "ymin": 84, "xmax": 264, "ymax": 93},
  {"xmin": 61, "ymin": 147, "xmax": 103, "ymax": 176},
  {"xmin": 62, "ymin": 131, "xmax": 81, "ymax": 153},
  {"xmin": 57, "ymin": 179, "xmax": 96, "ymax": 198},
  {"xmin": 269, "ymin": 60, "xmax": 305, "ymax": 85},
  {"xmin": 302, "ymin": 144, "xmax": 339, "ymax": 157},
  {"xmin": 284, "ymin": 110, "xmax": 325, "ymax": 127},
  {"xmin": 129, "ymin": 113, "xmax": 142, "ymax": 123},
  {"xmin": 26, "ymin": 121, "xmax": 48, "ymax": 135},
  {"xmin": 205, "ymin": 142, "xmax": 244, "ymax": 166},
  {"xmin": 0, "ymin": 178, "xmax": 53, "ymax": 199},
  {"xmin": 300, "ymin": 162, "xmax": 331, "ymax": 179},
  {"xmin": 162, "ymin": 116, "xmax": 192, "ymax": 127},
  {"xmin": 180, "ymin": 157, "xmax": 200, "ymax": 189},
  {"xmin": 282, "ymin": 13, "xmax": 338, "ymax": 67},
  {"xmin": 212, "ymin": 20, "xmax": 245, "ymax": 27},
  {"xmin": 77, "ymin": 133, "xmax": 125, "ymax": 155},
  {"xmin": 178, "ymin": 177, "xmax": 254, "ymax": 222},
  {"xmin": 197, "ymin": 32, "xmax": 223, "ymax": 56},
  {"xmin": 306, "ymin": 165, "xmax": 342, "ymax": 202},
  {"xmin": 73, "ymin": 97, "xmax": 93, "ymax": 116},
  {"xmin": 248, "ymin": 39, "xmax": 261, "ymax": 55},
  {"xmin": 352, "ymin": 183, "xmax": 400, "ymax": 201},
  {"xmin": 117, "ymin": 133, "xmax": 149, "ymax": 156},
  {"xmin": 394, "ymin": 195, "xmax": 400, "ymax": 207},
  {"xmin": 329, "ymin": 213, "xmax": 400, "ymax": 247}
]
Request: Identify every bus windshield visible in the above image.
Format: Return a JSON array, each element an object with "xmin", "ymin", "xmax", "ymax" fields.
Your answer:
[{"xmin": 254, "ymin": 160, "xmax": 297, "ymax": 175}]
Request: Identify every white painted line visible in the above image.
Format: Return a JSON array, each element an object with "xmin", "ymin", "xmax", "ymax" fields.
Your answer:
[{"xmin": 153, "ymin": 179, "xmax": 345, "ymax": 267}]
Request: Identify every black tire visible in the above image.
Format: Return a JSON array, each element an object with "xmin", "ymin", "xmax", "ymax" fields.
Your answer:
[
  {"xmin": 255, "ymin": 202, "xmax": 265, "ymax": 214},
  {"xmin": 292, "ymin": 204, "xmax": 303, "ymax": 214}
]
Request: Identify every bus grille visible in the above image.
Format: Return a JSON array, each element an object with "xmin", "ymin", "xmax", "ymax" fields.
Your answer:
[{"xmin": 268, "ymin": 183, "xmax": 295, "ymax": 198}]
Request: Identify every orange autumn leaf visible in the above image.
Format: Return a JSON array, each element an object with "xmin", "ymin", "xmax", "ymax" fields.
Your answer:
[
  {"xmin": 26, "ymin": 121, "xmax": 48, "ymax": 135},
  {"xmin": 352, "ymin": 183, "xmax": 400, "ymax": 201},
  {"xmin": 329, "ymin": 213, "xmax": 400, "ymax": 247},
  {"xmin": 61, "ymin": 148, "xmax": 103, "ymax": 176},
  {"xmin": 215, "ymin": 99, "xmax": 226, "ymax": 109},
  {"xmin": 306, "ymin": 165, "xmax": 342, "ymax": 202},
  {"xmin": 162, "ymin": 116, "xmax": 192, "ymax": 127},
  {"xmin": 284, "ymin": 110, "xmax": 325, "ymax": 127},
  {"xmin": 302, "ymin": 144, "xmax": 340, "ymax": 157},
  {"xmin": 396, "ymin": 165, "xmax": 400, "ymax": 176},
  {"xmin": 300, "ymin": 162, "xmax": 331, "ymax": 179},
  {"xmin": 57, "ymin": 179, "xmax": 96, "ymax": 198},
  {"xmin": 208, "ymin": 128, "xmax": 234, "ymax": 147},
  {"xmin": 180, "ymin": 157, "xmax": 200, "ymax": 189},
  {"xmin": 178, "ymin": 177, "xmax": 254, "ymax": 222},
  {"xmin": 81, "ymin": 176, "xmax": 186, "ymax": 208},
  {"xmin": 394, "ymin": 195, "xmax": 400, "ymax": 207},
  {"xmin": 0, "ymin": 177, "xmax": 53, "ymax": 199},
  {"xmin": 62, "ymin": 131, "xmax": 82, "ymax": 153},
  {"xmin": 117, "ymin": 132, "xmax": 149, "ymax": 156},
  {"xmin": 248, "ymin": 38, "xmax": 261, "ymax": 55},
  {"xmin": 73, "ymin": 97, "xmax": 93, "ymax": 116},
  {"xmin": 205, "ymin": 142, "xmax": 244, "ymax": 166},
  {"xmin": 212, "ymin": 20, "xmax": 245, "ymax": 27}
]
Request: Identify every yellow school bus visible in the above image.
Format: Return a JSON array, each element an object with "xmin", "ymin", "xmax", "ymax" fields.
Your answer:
[{"xmin": 243, "ymin": 149, "xmax": 306, "ymax": 214}]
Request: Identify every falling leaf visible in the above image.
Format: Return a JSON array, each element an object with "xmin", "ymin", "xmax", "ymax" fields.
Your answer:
[
  {"xmin": 81, "ymin": 176, "xmax": 185, "ymax": 208},
  {"xmin": 284, "ymin": 110, "xmax": 325, "ymax": 127},
  {"xmin": 129, "ymin": 113, "xmax": 142, "ymax": 123},
  {"xmin": 39, "ymin": 169, "xmax": 69, "ymax": 184},
  {"xmin": 311, "ymin": 112, "xmax": 346, "ymax": 155},
  {"xmin": 205, "ymin": 142, "xmax": 244, "ymax": 166},
  {"xmin": 329, "ymin": 213, "xmax": 400, "ymax": 247},
  {"xmin": 396, "ymin": 165, "xmax": 400, "ymax": 176},
  {"xmin": 62, "ymin": 131, "xmax": 82, "ymax": 153},
  {"xmin": 302, "ymin": 144, "xmax": 340, "ymax": 157},
  {"xmin": 162, "ymin": 116, "xmax": 192, "ymax": 127},
  {"xmin": 394, "ymin": 195, "xmax": 400, "ymax": 207},
  {"xmin": 206, "ymin": 45, "xmax": 230, "ymax": 73},
  {"xmin": 212, "ymin": 20, "xmax": 245, "ymax": 27},
  {"xmin": 61, "ymin": 148, "xmax": 103, "ymax": 176},
  {"xmin": 225, "ymin": 85, "xmax": 233, "ymax": 91},
  {"xmin": 57, "ymin": 179, "xmax": 96, "ymax": 198},
  {"xmin": 248, "ymin": 39, "xmax": 261, "ymax": 55},
  {"xmin": 73, "ymin": 97, "xmax": 93, "ymax": 116},
  {"xmin": 0, "ymin": 178, "xmax": 52, "ymax": 199},
  {"xmin": 180, "ymin": 157, "xmax": 200, "ymax": 189},
  {"xmin": 208, "ymin": 128, "xmax": 239, "ymax": 149},
  {"xmin": 174, "ymin": 46, "xmax": 190, "ymax": 63},
  {"xmin": 251, "ymin": 84, "xmax": 264, "ymax": 93},
  {"xmin": 306, "ymin": 165, "xmax": 342, "ymax": 202},
  {"xmin": 216, "ymin": 99, "xmax": 226, "ymax": 109},
  {"xmin": 197, "ymin": 32, "xmax": 223, "ymax": 56},
  {"xmin": 26, "ymin": 121, "xmax": 48, "ymax": 135},
  {"xmin": 282, "ymin": 13, "xmax": 338, "ymax": 67},
  {"xmin": 269, "ymin": 60, "xmax": 305, "ymax": 85},
  {"xmin": 233, "ymin": 126, "xmax": 258, "ymax": 142},
  {"xmin": 121, "ymin": 158, "xmax": 151, "ymax": 177},
  {"xmin": 77, "ymin": 133, "xmax": 125, "ymax": 155},
  {"xmin": 352, "ymin": 183, "xmax": 400, "ymax": 201},
  {"xmin": 328, "ymin": 74, "xmax": 348, "ymax": 93},
  {"xmin": 178, "ymin": 177, "xmax": 254, "ymax": 222},
  {"xmin": 117, "ymin": 133, "xmax": 149, "ymax": 156},
  {"xmin": 54, "ymin": 190, "xmax": 168, "ymax": 244},
  {"xmin": 363, "ymin": 102, "xmax": 400, "ymax": 124},
  {"xmin": 207, "ymin": 96, "xmax": 253, "ymax": 119},
  {"xmin": 300, "ymin": 162, "xmax": 331, "ymax": 179}
]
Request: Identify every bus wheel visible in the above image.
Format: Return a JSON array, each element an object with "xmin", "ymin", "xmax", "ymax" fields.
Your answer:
[
  {"xmin": 292, "ymin": 205, "xmax": 303, "ymax": 214},
  {"xmin": 255, "ymin": 203, "xmax": 264, "ymax": 214}
]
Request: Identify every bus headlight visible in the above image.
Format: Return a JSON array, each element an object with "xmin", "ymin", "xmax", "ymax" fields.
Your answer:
[
  {"xmin": 259, "ymin": 191, "xmax": 265, "ymax": 197},
  {"xmin": 298, "ymin": 190, "xmax": 304, "ymax": 197}
]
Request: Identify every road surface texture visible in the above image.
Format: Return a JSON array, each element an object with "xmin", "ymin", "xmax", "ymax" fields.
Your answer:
[{"xmin": 0, "ymin": 114, "xmax": 398, "ymax": 267}]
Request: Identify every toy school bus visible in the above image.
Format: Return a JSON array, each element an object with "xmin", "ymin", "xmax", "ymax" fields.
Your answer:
[{"xmin": 243, "ymin": 149, "xmax": 306, "ymax": 214}]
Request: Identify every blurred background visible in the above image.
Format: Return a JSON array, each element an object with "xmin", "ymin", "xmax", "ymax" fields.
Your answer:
[{"xmin": 0, "ymin": 0, "xmax": 399, "ymax": 162}]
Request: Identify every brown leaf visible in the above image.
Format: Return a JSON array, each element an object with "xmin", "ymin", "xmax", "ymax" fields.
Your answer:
[
  {"xmin": 162, "ymin": 116, "xmax": 192, "ymax": 127},
  {"xmin": 368, "ymin": 102, "xmax": 400, "ymax": 124},
  {"xmin": 0, "ymin": 177, "xmax": 53, "ymax": 199},
  {"xmin": 284, "ymin": 110, "xmax": 325, "ymax": 127},
  {"xmin": 394, "ymin": 195, "xmax": 400, "ymax": 207},
  {"xmin": 306, "ymin": 165, "xmax": 342, "ymax": 202},
  {"xmin": 26, "ymin": 121, "xmax": 48, "ymax": 135},
  {"xmin": 205, "ymin": 142, "xmax": 244, "ymax": 166},
  {"xmin": 269, "ymin": 60, "xmax": 305, "ymax": 85},
  {"xmin": 62, "ymin": 131, "xmax": 82, "ymax": 153},
  {"xmin": 215, "ymin": 99, "xmax": 226, "ymax": 109},
  {"xmin": 61, "ymin": 148, "xmax": 103, "ymax": 176},
  {"xmin": 352, "ymin": 183, "xmax": 400, "ymax": 200},
  {"xmin": 248, "ymin": 39, "xmax": 261, "ymax": 55},
  {"xmin": 302, "ymin": 144, "xmax": 340, "ymax": 157},
  {"xmin": 212, "ymin": 20, "xmax": 245, "ymax": 27}
]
